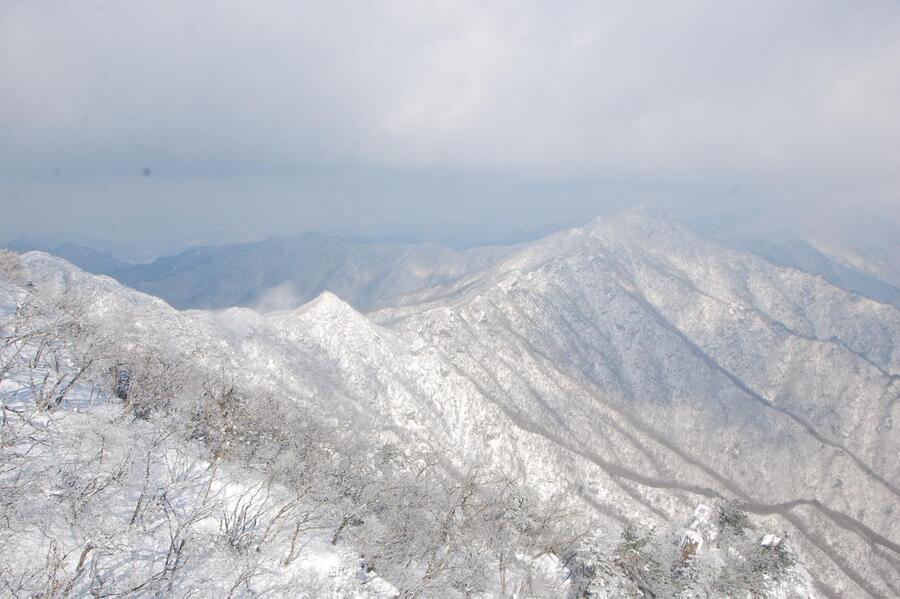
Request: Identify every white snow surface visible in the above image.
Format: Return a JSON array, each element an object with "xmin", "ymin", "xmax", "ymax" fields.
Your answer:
[{"xmin": 3, "ymin": 209, "xmax": 898, "ymax": 597}]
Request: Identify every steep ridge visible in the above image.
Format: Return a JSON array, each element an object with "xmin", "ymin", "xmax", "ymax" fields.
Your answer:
[
  {"xmin": 16, "ymin": 254, "xmax": 619, "ymax": 511},
  {"xmin": 371, "ymin": 209, "xmax": 900, "ymax": 598},
  {"xmin": 15, "ymin": 253, "xmax": 760, "ymax": 583},
  {"xmin": 801, "ymin": 222, "xmax": 900, "ymax": 292},
  {"xmin": 13, "ymin": 208, "xmax": 899, "ymax": 597},
  {"xmin": 727, "ymin": 238, "xmax": 900, "ymax": 309}
]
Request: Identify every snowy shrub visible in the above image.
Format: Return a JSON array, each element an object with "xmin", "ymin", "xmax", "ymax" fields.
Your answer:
[{"xmin": 716, "ymin": 499, "xmax": 752, "ymax": 538}]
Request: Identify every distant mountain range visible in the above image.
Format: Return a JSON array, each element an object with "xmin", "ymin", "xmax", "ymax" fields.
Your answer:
[
  {"xmin": 8, "ymin": 213, "xmax": 899, "ymax": 314},
  {"xmin": 8, "ymin": 234, "xmax": 517, "ymax": 312}
]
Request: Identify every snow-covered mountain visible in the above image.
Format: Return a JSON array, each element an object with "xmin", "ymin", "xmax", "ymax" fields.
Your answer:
[
  {"xmin": 725, "ymin": 237, "xmax": 900, "ymax": 309},
  {"xmin": 54, "ymin": 233, "xmax": 517, "ymax": 313},
  {"xmin": 2, "ymin": 208, "xmax": 897, "ymax": 597},
  {"xmin": 18, "ymin": 215, "xmax": 899, "ymax": 316},
  {"xmin": 371, "ymin": 209, "xmax": 900, "ymax": 598},
  {"xmin": 695, "ymin": 212, "xmax": 900, "ymax": 310},
  {"xmin": 4, "ymin": 240, "xmax": 130, "ymax": 277}
]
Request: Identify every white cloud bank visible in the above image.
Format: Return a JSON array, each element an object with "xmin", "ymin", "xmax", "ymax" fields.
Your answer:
[{"xmin": 1, "ymin": 1, "xmax": 898, "ymax": 249}]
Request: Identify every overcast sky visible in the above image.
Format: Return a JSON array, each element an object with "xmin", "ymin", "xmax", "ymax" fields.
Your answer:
[{"xmin": 1, "ymin": 1, "xmax": 899, "ymax": 257}]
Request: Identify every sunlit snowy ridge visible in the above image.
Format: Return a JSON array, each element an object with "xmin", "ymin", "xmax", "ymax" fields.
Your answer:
[{"xmin": 2, "ymin": 209, "xmax": 897, "ymax": 598}]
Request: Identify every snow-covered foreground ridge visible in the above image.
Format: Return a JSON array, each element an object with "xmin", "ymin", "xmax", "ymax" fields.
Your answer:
[{"xmin": 2, "ymin": 209, "xmax": 897, "ymax": 597}]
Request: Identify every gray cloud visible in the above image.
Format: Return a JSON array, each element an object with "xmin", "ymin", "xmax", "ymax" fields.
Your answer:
[{"xmin": 1, "ymin": 1, "xmax": 898, "ymax": 254}]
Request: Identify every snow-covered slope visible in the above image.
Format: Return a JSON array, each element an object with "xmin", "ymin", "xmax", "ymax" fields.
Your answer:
[
  {"xmin": 699, "ymin": 212, "xmax": 900, "ymax": 309},
  {"xmin": 726, "ymin": 238, "xmax": 900, "ymax": 309},
  {"xmin": 3, "ymin": 209, "xmax": 896, "ymax": 597},
  {"xmin": 370, "ymin": 209, "xmax": 900, "ymax": 598}
]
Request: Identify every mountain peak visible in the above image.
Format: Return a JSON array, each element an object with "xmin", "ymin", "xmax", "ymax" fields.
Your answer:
[
  {"xmin": 287, "ymin": 290, "xmax": 361, "ymax": 321},
  {"xmin": 582, "ymin": 207, "xmax": 695, "ymax": 250}
]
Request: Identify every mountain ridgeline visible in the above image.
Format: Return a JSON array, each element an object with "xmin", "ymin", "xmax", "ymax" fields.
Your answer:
[
  {"xmin": 37, "ymin": 234, "xmax": 517, "ymax": 313},
  {"xmin": 1, "ymin": 209, "xmax": 897, "ymax": 597},
  {"xmin": 13, "ymin": 214, "xmax": 900, "ymax": 313}
]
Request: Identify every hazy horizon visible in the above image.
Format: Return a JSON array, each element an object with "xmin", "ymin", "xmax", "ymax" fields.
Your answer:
[{"xmin": 2, "ymin": 1, "xmax": 899, "ymax": 259}]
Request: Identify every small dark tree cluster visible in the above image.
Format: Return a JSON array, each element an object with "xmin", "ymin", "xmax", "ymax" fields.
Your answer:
[{"xmin": 716, "ymin": 499, "xmax": 751, "ymax": 538}]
